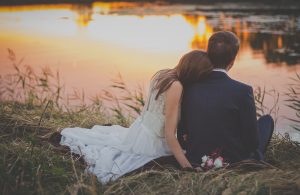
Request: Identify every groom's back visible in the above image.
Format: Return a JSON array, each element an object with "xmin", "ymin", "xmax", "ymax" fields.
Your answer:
[{"xmin": 179, "ymin": 71, "xmax": 259, "ymax": 164}]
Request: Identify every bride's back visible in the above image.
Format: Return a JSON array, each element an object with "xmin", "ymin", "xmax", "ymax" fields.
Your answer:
[
  {"xmin": 143, "ymin": 70, "xmax": 167, "ymax": 115},
  {"xmin": 138, "ymin": 70, "xmax": 168, "ymax": 137}
]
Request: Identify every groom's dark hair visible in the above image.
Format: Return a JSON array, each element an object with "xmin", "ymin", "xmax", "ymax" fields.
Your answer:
[{"xmin": 207, "ymin": 31, "xmax": 240, "ymax": 69}]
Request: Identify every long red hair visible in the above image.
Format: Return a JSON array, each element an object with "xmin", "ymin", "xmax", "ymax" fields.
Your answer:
[{"xmin": 153, "ymin": 50, "xmax": 213, "ymax": 99}]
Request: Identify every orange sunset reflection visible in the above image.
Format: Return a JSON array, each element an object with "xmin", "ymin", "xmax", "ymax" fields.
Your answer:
[
  {"xmin": 183, "ymin": 15, "xmax": 213, "ymax": 49},
  {"xmin": 0, "ymin": 3, "xmax": 214, "ymax": 52}
]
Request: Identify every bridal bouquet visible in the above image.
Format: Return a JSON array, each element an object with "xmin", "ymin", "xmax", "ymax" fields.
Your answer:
[{"xmin": 200, "ymin": 149, "xmax": 227, "ymax": 170}]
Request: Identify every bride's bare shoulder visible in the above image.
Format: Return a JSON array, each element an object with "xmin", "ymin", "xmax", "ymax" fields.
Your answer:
[
  {"xmin": 169, "ymin": 81, "xmax": 183, "ymax": 91},
  {"xmin": 165, "ymin": 81, "xmax": 183, "ymax": 104},
  {"xmin": 165, "ymin": 81, "xmax": 183, "ymax": 98}
]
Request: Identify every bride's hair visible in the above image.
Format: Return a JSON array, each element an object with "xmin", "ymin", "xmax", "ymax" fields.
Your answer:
[{"xmin": 153, "ymin": 50, "xmax": 213, "ymax": 99}]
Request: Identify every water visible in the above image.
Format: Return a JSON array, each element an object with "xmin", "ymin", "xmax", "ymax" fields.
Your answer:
[{"xmin": 0, "ymin": 2, "xmax": 299, "ymax": 138}]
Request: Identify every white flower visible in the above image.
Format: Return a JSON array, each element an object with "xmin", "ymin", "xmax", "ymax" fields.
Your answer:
[
  {"xmin": 202, "ymin": 155, "xmax": 208, "ymax": 163},
  {"xmin": 214, "ymin": 157, "xmax": 223, "ymax": 168},
  {"xmin": 201, "ymin": 163, "xmax": 205, "ymax": 167}
]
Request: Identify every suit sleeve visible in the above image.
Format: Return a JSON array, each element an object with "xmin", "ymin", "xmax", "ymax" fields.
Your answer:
[{"xmin": 240, "ymin": 86, "xmax": 259, "ymax": 153}]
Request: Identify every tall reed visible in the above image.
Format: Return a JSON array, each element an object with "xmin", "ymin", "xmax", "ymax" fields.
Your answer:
[
  {"xmin": 0, "ymin": 49, "xmax": 64, "ymax": 108},
  {"xmin": 100, "ymin": 72, "xmax": 145, "ymax": 125},
  {"xmin": 285, "ymin": 73, "xmax": 300, "ymax": 131},
  {"xmin": 254, "ymin": 86, "xmax": 280, "ymax": 124}
]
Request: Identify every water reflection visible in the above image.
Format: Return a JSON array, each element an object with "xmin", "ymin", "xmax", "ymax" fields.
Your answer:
[
  {"xmin": 72, "ymin": 4, "xmax": 93, "ymax": 27},
  {"xmin": 0, "ymin": 3, "xmax": 299, "ymax": 70},
  {"xmin": 248, "ymin": 33, "xmax": 300, "ymax": 66},
  {"xmin": 183, "ymin": 15, "xmax": 213, "ymax": 49},
  {"xmin": 1, "ymin": 3, "xmax": 298, "ymax": 67},
  {"xmin": 189, "ymin": 15, "xmax": 300, "ymax": 66}
]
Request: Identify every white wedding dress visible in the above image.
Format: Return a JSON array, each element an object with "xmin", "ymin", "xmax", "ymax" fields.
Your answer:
[{"xmin": 60, "ymin": 73, "xmax": 172, "ymax": 183}]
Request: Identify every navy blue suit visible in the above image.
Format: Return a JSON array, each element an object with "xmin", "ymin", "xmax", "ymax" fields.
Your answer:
[{"xmin": 178, "ymin": 71, "xmax": 260, "ymax": 164}]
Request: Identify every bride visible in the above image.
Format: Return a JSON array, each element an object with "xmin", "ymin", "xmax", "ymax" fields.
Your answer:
[{"xmin": 60, "ymin": 50, "xmax": 213, "ymax": 183}]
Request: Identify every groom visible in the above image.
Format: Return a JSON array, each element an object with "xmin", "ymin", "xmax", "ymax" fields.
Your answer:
[{"xmin": 178, "ymin": 31, "xmax": 274, "ymax": 165}]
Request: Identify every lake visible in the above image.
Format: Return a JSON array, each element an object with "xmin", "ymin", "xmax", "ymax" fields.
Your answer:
[{"xmin": 0, "ymin": 2, "xmax": 299, "ymax": 139}]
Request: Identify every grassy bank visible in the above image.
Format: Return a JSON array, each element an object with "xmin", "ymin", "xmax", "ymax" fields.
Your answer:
[
  {"xmin": 0, "ymin": 48, "xmax": 300, "ymax": 194},
  {"xmin": 0, "ymin": 101, "xmax": 300, "ymax": 195}
]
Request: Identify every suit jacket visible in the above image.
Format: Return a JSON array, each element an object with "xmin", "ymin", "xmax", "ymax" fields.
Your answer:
[{"xmin": 178, "ymin": 71, "xmax": 259, "ymax": 164}]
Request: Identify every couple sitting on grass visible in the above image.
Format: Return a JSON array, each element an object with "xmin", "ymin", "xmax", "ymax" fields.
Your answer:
[{"xmin": 60, "ymin": 31, "xmax": 274, "ymax": 183}]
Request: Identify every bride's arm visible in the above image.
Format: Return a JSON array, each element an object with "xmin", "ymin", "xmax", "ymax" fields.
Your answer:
[{"xmin": 165, "ymin": 81, "xmax": 192, "ymax": 168}]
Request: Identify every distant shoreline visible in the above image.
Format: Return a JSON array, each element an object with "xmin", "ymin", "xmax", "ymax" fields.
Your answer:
[
  {"xmin": 1, "ymin": 0, "xmax": 300, "ymax": 6},
  {"xmin": 1, "ymin": 1, "xmax": 300, "ymax": 14}
]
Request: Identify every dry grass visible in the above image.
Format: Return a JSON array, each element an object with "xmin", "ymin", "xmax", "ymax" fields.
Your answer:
[
  {"xmin": 108, "ymin": 135, "xmax": 300, "ymax": 195},
  {"xmin": 0, "ymin": 102, "xmax": 300, "ymax": 195}
]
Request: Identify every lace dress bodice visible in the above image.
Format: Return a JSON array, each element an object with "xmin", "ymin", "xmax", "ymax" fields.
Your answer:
[{"xmin": 139, "ymin": 75, "xmax": 166, "ymax": 138}]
